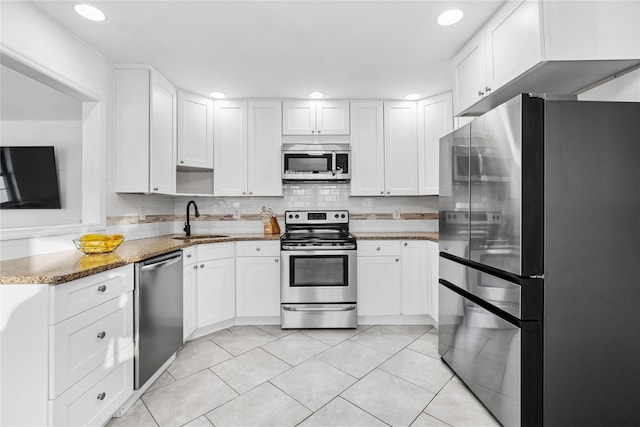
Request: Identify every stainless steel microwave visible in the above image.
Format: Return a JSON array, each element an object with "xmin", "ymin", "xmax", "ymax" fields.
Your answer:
[{"xmin": 282, "ymin": 144, "xmax": 350, "ymax": 182}]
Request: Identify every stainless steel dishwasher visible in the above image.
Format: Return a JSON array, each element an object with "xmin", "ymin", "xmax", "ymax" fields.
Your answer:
[{"xmin": 134, "ymin": 251, "xmax": 183, "ymax": 389}]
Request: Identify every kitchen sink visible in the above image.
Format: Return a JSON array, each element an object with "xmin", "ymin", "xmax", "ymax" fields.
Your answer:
[{"xmin": 172, "ymin": 234, "xmax": 229, "ymax": 241}]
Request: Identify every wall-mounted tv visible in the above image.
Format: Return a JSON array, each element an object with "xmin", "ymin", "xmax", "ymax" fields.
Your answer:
[{"xmin": 0, "ymin": 146, "xmax": 62, "ymax": 209}]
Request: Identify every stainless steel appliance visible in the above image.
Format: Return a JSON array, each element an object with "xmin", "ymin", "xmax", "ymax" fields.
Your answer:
[
  {"xmin": 281, "ymin": 143, "xmax": 350, "ymax": 182},
  {"xmin": 439, "ymin": 94, "xmax": 640, "ymax": 426},
  {"xmin": 134, "ymin": 251, "xmax": 183, "ymax": 389},
  {"xmin": 280, "ymin": 210, "xmax": 357, "ymax": 328}
]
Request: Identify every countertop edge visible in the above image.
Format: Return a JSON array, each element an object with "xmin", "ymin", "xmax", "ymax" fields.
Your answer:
[{"xmin": 1, "ymin": 232, "xmax": 438, "ymax": 285}]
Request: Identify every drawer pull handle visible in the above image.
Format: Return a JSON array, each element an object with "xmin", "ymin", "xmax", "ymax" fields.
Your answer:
[
  {"xmin": 97, "ymin": 285, "xmax": 107, "ymax": 293},
  {"xmin": 97, "ymin": 331, "xmax": 106, "ymax": 339},
  {"xmin": 97, "ymin": 392, "xmax": 106, "ymax": 401}
]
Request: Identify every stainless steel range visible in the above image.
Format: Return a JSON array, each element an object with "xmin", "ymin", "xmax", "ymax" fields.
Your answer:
[{"xmin": 280, "ymin": 210, "xmax": 357, "ymax": 329}]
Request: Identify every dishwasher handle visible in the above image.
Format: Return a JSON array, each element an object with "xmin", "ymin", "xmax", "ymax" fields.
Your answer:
[{"xmin": 140, "ymin": 253, "xmax": 182, "ymax": 272}]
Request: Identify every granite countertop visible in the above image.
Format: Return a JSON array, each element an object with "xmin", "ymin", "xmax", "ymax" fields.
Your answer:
[{"xmin": 0, "ymin": 231, "xmax": 437, "ymax": 285}]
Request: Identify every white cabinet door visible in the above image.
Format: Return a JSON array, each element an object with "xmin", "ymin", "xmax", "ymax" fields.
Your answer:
[
  {"xmin": 248, "ymin": 101, "xmax": 282, "ymax": 196},
  {"xmin": 150, "ymin": 71, "xmax": 177, "ymax": 194},
  {"xmin": 350, "ymin": 101, "xmax": 385, "ymax": 196},
  {"xmin": 417, "ymin": 93, "xmax": 453, "ymax": 195},
  {"xmin": 383, "ymin": 102, "xmax": 418, "ymax": 196},
  {"xmin": 213, "ymin": 101, "xmax": 248, "ymax": 196},
  {"xmin": 236, "ymin": 256, "xmax": 281, "ymax": 317},
  {"xmin": 452, "ymin": 34, "xmax": 487, "ymax": 115},
  {"xmin": 197, "ymin": 257, "xmax": 235, "ymax": 328},
  {"xmin": 400, "ymin": 241, "xmax": 429, "ymax": 316},
  {"xmin": 183, "ymin": 262, "xmax": 198, "ymax": 341},
  {"xmin": 427, "ymin": 241, "xmax": 439, "ymax": 323},
  {"xmin": 177, "ymin": 91, "xmax": 214, "ymax": 169},
  {"xmin": 485, "ymin": 0, "xmax": 542, "ymax": 92},
  {"xmin": 316, "ymin": 101, "xmax": 350, "ymax": 135},
  {"xmin": 282, "ymin": 101, "xmax": 315, "ymax": 135},
  {"xmin": 357, "ymin": 256, "xmax": 401, "ymax": 316}
]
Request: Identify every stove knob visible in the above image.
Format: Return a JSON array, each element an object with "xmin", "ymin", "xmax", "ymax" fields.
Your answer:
[
  {"xmin": 288, "ymin": 214, "xmax": 293, "ymax": 219},
  {"xmin": 335, "ymin": 214, "xmax": 339, "ymax": 218},
  {"xmin": 295, "ymin": 214, "xmax": 299, "ymax": 219},
  {"xmin": 341, "ymin": 214, "xmax": 346, "ymax": 218}
]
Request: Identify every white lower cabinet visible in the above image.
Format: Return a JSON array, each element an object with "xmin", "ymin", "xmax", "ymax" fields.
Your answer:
[
  {"xmin": 357, "ymin": 240, "xmax": 436, "ymax": 322},
  {"xmin": 0, "ymin": 264, "xmax": 135, "ymax": 427},
  {"xmin": 196, "ymin": 243, "xmax": 235, "ymax": 328},
  {"xmin": 427, "ymin": 240, "xmax": 440, "ymax": 324},
  {"xmin": 182, "ymin": 246, "xmax": 198, "ymax": 341},
  {"xmin": 235, "ymin": 241, "xmax": 281, "ymax": 320}
]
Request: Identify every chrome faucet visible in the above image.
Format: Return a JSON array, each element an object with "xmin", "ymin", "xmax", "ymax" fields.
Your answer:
[{"xmin": 183, "ymin": 200, "xmax": 200, "ymax": 237}]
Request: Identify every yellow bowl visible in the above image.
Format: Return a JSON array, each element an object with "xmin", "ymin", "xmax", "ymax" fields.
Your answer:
[{"xmin": 73, "ymin": 235, "xmax": 124, "ymax": 254}]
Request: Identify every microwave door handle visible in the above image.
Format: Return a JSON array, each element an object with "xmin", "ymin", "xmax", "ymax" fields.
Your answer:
[{"xmin": 331, "ymin": 152, "xmax": 337, "ymax": 176}]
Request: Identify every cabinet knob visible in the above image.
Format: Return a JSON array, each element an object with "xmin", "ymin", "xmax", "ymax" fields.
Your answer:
[
  {"xmin": 311, "ymin": 130, "xmax": 315, "ymax": 134},
  {"xmin": 193, "ymin": 265, "xmax": 198, "ymax": 270},
  {"xmin": 485, "ymin": 86, "xmax": 491, "ymax": 93},
  {"xmin": 478, "ymin": 90, "xmax": 484, "ymax": 97},
  {"xmin": 242, "ymin": 192, "xmax": 246, "ymax": 195},
  {"xmin": 249, "ymin": 192, "xmax": 253, "ymax": 195},
  {"xmin": 186, "ymin": 253, "xmax": 191, "ymax": 258},
  {"xmin": 180, "ymin": 160, "xmax": 184, "ymax": 164},
  {"xmin": 380, "ymin": 191, "xmax": 384, "ymax": 195},
  {"xmin": 386, "ymin": 191, "xmax": 390, "ymax": 195},
  {"xmin": 317, "ymin": 130, "xmax": 321, "ymax": 134},
  {"xmin": 256, "ymin": 247, "xmax": 261, "ymax": 251},
  {"xmin": 376, "ymin": 247, "xmax": 380, "ymax": 251},
  {"xmin": 395, "ymin": 258, "xmax": 399, "ymax": 262},
  {"xmin": 97, "ymin": 331, "xmax": 106, "ymax": 339},
  {"xmin": 403, "ymin": 242, "xmax": 408, "ymax": 247},
  {"xmin": 153, "ymin": 187, "xmax": 159, "ymax": 191},
  {"xmin": 97, "ymin": 285, "xmax": 107, "ymax": 293},
  {"xmin": 200, "ymin": 264, "xmax": 204, "ymax": 268},
  {"xmin": 97, "ymin": 392, "xmax": 106, "ymax": 401},
  {"xmin": 275, "ymin": 258, "xmax": 279, "ymax": 263}
]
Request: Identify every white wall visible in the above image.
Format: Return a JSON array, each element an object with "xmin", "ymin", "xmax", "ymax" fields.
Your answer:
[{"xmin": 578, "ymin": 67, "xmax": 640, "ymax": 102}]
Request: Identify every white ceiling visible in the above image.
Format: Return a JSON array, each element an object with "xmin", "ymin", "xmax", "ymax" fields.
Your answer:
[{"xmin": 33, "ymin": 0, "xmax": 506, "ymax": 100}]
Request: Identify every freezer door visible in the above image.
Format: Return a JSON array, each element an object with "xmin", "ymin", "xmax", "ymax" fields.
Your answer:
[
  {"xmin": 468, "ymin": 94, "xmax": 543, "ymax": 276},
  {"xmin": 439, "ymin": 283, "xmax": 521, "ymax": 427}
]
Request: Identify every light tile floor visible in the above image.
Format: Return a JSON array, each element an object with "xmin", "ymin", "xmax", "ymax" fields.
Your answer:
[{"xmin": 107, "ymin": 325, "xmax": 500, "ymax": 427}]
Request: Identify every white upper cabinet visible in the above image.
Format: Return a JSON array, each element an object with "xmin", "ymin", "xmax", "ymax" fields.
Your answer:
[
  {"xmin": 282, "ymin": 101, "xmax": 350, "ymax": 135},
  {"xmin": 214, "ymin": 101, "xmax": 282, "ymax": 196},
  {"xmin": 417, "ymin": 93, "xmax": 453, "ymax": 196},
  {"xmin": 248, "ymin": 102, "xmax": 283, "ymax": 196},
  {"xmin": 350, "ymin": 101, "xmax": 385, "ymax": 196},
  {"xmin": 383, "ymin": 102, "xmax": 418, "ymax": 196},
  {"xmin": 177, "ymin": 91, "xmax": 213, "ymax": 169},
  {"xmin": 213, "ymin": 101, "xmax": 247, "ymax": 196},
  {"xmin": 453, "ymin": 0, "xmax": 640, "ymax": 115},
  {"xmin": 115, "ymin": 65, "xmax": 176, "ymax": 194},
  {"xmin": 350, "ymin": 101, "xmax": 419, "ymax": 196}
]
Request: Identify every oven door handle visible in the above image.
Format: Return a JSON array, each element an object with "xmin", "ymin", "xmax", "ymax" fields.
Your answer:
[{"xmin": 282, "ymin": 305, "xmax": 356, "ymax": 312}]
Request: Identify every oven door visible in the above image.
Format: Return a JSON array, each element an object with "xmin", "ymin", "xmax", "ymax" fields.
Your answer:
[{"xmin": 280, "ymin": 249, "xmax": 357, "ymax": 303}]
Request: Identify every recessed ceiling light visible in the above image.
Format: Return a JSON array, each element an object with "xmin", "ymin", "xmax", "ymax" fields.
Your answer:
[
  {"xmin": 405, "ymin": 93, "xmax": 422, "ymax": 101},
  {"xmin": 74, "ymin": 4, "xmax": 106, "ymax": 22},
  {"xmin": 309, "ymin": 92, "xmax": 324, "ymax": 99},
  {"xmin": 437, "ymin": 9, "xmax": 464, "ymax": 26},
  {"xmin": 209, "ymin": 92, "xmax": 226, "ymax": 99}
]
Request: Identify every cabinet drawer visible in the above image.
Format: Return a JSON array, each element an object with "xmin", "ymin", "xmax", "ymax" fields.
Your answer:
[
  {"xmin": 50, "ymin": 264, "xmax": 133, "ymax": 324},
  {"xmin": 50, "ymin": 293, "xmax": 133, "ymax": 399},
  {"xmin": 49, "ymin": 344, "xmax": 133, "ymax": 427},
  {"xmin": 197, "ymin": 242, "xmax": 235, "ymax": 261},
  {"xmin": 182, "ymin": 246, "xmax": 197, "ymax": 266},
  {"xmin": 236, "ymin": 241, "xmax": 280, "ymax": 257},
  {"xmin": 357, "ymin": 241, "xmax": 400, "ymax": 257}
]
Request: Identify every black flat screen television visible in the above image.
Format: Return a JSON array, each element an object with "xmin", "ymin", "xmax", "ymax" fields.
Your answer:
[{"xmin": 0, "ymin": 146, "xmax": 62, "ymax": 209}]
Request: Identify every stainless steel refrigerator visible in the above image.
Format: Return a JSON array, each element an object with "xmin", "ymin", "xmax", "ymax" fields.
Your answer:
[{"xmin": 438, "ymin": 94, "xmax": 640, "ymax": 426}]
